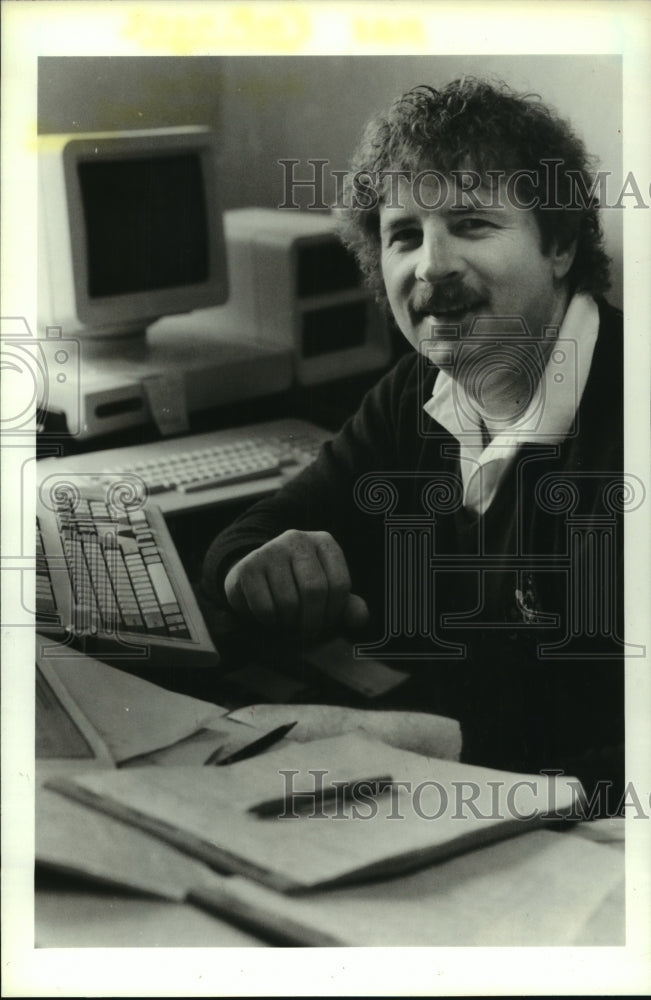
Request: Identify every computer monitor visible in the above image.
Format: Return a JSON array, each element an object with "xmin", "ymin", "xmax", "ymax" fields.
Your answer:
[
  {"xmin": 38, "ymin": 126, "xmax": 229, "ymax": 344},
  {"xmin": 213, "ymin": 208, "xmax": 392, "ymax": 386}
]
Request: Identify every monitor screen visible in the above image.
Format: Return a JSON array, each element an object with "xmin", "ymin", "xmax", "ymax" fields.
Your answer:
[
  {"xmin": 295, "ymin": 239, "xmax": 361, "ymax": 298},
  {"xmin": 79, "ymin": 154, "xmax": 209, "ymax": 298}
]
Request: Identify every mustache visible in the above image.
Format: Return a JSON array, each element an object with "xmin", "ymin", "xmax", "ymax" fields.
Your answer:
[{"xmin": 413, "ymin": 282, "xmax": 482, "ymax": 315}]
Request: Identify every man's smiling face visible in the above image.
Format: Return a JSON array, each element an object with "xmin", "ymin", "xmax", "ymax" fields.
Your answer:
[{"xmin": 380, "ymin": 174, "xmax": 575, "ymax": 369}]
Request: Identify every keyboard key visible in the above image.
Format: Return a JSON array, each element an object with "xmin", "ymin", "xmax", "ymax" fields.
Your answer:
[
  {"xmin": 143, "ymin": 611, "xmax": 165, "ymax": 630},
  {"xmin": 144, "ymin": 562, "xmax": 176, "ymax": 606},
  {"xmin": 36, "ymin": 594, "xmax": 57, "ymax": 612},
  {"xmin": 146, "ymin": 483, "xmax": 173, "ymax": 495},
  {"xmin": 168, "ymin": 623, "xmax": 191, "ymax": 638}
]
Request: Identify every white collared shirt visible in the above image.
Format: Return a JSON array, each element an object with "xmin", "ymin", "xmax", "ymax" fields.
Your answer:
[{"xmin": 423, "ymin": 293, "xmax": 600, "ymax": 516}]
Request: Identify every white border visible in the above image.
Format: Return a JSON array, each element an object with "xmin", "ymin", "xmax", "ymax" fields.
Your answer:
[{"xmin": 2, "ymin": 2, "xmax": 650, "ymax": 996}]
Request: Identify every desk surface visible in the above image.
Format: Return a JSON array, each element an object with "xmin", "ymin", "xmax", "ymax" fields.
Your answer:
[{"xmin": 36, "ymin": 821, "xmax": 625, "ymax": 949}]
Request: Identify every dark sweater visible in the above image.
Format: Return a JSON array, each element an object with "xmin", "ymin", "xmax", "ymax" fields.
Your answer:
[{"xmin": 203, "ymin": 299, "xmax": 625, "ymax": 808}]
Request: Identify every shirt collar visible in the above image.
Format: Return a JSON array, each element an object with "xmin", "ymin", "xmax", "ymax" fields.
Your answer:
[{"xmin": 423, "ymin": 292, "xmax": 600, "ymax": 451}]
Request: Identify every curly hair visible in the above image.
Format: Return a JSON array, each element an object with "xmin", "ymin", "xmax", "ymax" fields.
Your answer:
[{"xmin": 337, "ymin": 78, "xmax": 611, "ymax": 307}]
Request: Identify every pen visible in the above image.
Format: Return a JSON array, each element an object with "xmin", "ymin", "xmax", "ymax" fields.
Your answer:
[
  {"xmin": 248, "ymin": 774, "xmax": 393, "ymax": 817},
  {"xmin": 205, "ymin": 721, "xmax": 298, "ymax": 766}
]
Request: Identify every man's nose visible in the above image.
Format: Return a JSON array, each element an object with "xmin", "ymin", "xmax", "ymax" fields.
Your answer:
[{"xmin": 414, "ymin": 228, "xmax": 462, "ymax": 283}]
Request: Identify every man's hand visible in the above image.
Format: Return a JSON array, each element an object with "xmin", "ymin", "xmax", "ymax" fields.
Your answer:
[{"xmin": 223, "ymin": 529, "xmax": 369, "ymax": 638}]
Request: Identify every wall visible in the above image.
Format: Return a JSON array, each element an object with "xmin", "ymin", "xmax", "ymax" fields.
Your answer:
[{"xmin": 38, "ymin": 55, "xmax": 623, "ymax": 307}]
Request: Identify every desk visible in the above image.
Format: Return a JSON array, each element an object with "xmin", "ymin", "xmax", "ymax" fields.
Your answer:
[
  {"xmin": 33, "ymin": 649, "xmax": 626, "ymax": 949},
  {"xmin": 35, "ymin": 821, "xmax": 625, "ymax": 948}
]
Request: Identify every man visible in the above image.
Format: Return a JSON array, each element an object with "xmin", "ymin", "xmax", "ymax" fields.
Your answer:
[{"xmin": 202, "ymin": 79, "xmax": 624, "ymax": 809}]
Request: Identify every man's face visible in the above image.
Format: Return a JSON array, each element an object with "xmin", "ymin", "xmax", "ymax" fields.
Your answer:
[{"xmin": 380, "ymin": 175, "xmax": 574, "ymax": 374}]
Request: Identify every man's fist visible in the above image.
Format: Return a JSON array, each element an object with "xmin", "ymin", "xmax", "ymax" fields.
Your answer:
[{"xmin": 223, "ymin": 529, "xmax": 369, "ymax": 638}]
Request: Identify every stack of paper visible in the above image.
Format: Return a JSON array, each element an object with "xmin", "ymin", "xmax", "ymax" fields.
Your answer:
[{"xmin": 46, "ymin": 732, "xmax": 586, "ymax": 893}]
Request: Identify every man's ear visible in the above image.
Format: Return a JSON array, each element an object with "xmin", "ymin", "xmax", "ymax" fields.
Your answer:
[{"xmin": 551, "ymin": 237, "xmax": 577, "ymax": 281}]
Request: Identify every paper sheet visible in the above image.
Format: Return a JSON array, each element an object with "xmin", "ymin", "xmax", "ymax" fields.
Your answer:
[
  {"xmin": 204, "ymin": 825, "xmax": 624, "ymax": 946},
  {"xmin": 44, "ymin": 650, "xmax": 228, "ymax": 762},
  {"xmin": 36, "ymin": 787, "xmax": 215, "ymax": 901},
  {"xmin": 302, "ymin": 637, "xmax": 409, "ymax": 697}
]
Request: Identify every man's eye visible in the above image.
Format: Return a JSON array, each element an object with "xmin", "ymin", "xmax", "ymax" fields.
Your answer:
[
  {"xmin": 454, "ymin": 217, "xmax": 495, "ymax": 234},
  {"xmin": 388, "ymin": 227, "xmax": 421, "ymax": 246}
]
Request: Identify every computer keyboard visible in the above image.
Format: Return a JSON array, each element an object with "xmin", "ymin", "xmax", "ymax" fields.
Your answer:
[
  {"xmin": 36, "ymin": 485, "xmax": 219, "ymax": 672},
  {"xmin": 37, "ymin": 419, "xmax": 332, "ymax": 516}
]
